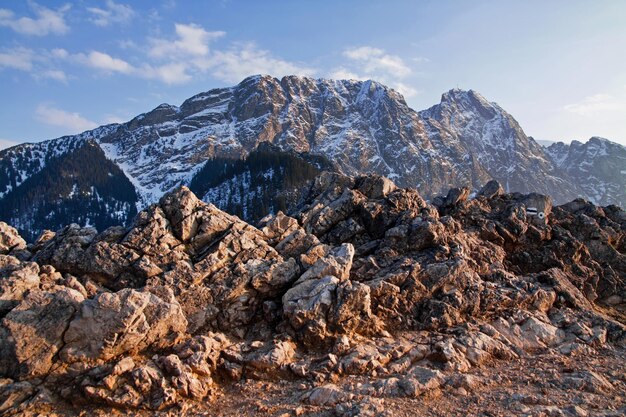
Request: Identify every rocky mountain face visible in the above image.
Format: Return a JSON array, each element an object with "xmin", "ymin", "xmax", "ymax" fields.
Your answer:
[
  {"xmin": 546, "ymin": 137, "xmax": 626, "ymax": 207},
  {"xmin": 1, "ymin": 75, "xmax": 625, "ymax": 240},
  {"xmin": 418, "ymin": 89, "xmax": 580, "ymax": 198},
  {"xmin": 0, "ymin": 175, "xmax": 625, "ymax": 415}
]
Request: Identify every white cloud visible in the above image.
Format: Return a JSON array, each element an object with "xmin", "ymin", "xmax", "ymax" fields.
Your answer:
[
  {"xmin": 51, "ymin": 23, "xmax": 313, "ymax": 86},
  {"xmin": 118, "ymin": 39, "xmax": 137, "ymax": 49},
  {"xmin": 0, "ymin": 47, "xmax": 35, "ymax": 71},
  {"xmin": 64, "ymin": 23, "xmax": 314, "ymax": 85},
  {"xmin": 328, "ymin": 68, "xmax": 367, "ymax": 81},
  {"xmin": 149, "ymin": 23, "xmax": 225, "ymax": 58},
  {"xmin": 70, "ymin": 49, "xmax": 190, "ymax": 84},
  {"xmin": 143, "ymin": 62, "xmax": 192, "ymax": 84},
  {"xmin": 0, "ymin": 1, "xmax": 70, "ymax": 36},
  {"xmin": 0, "ymin": 47, "xmax": 68, "ymax": 84},
  {"xmin": 200, "ymin": 42, "xmax": 315, "ymax": 83},
  {"xmin": 50, "ymin": 48, "xmax": 69, "ymax": 59},
  {"xmin": 343, "ymin": 46, "xmax": 411, "ymax": 78},
  {"xmin": 35, "ymin": 104, "xmax": 98, "ymax": 133},
  {"xmin": 87, "ymin": 0, "xmax": 135, "ymax": 27},
  {"xmin": 393, "ymin": 82, "xmax": 419, "ymax": 98},
  {"xmin": 79, "ymin": 51, "xmax": 134, "ymax": 74},
  {"xmin": 564, "ymin": 94, "xmax": 626, "ymax": 116},
  {"xmin": 38, "ymin": 69, "xmax": 67, "ymax": 83},
  {"xmin": 331, "ymin": 46, "xmax": 421, "ymax": 98}
]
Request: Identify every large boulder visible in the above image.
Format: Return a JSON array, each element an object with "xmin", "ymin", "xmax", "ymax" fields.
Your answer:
[
  {"xmin": 60, "ymin": 286, "xmax": 187, "ymax": 365},
  {"xmin": 0, "ymin": 287, "xmax": 84, "ymax": 378},
  {"xmin": 0, "ymin": 222, "xmax": 26, "ymax": 255},
  {"xmin": 0, "ymin": 256, "xmax": 40, "ymax": 316}
]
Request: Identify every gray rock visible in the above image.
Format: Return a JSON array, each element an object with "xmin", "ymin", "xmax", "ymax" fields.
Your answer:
[
  {"xmin": 0, "ymin": 287, "xmax": 84, "ymax": 378},
  {"xmin": 60, "ymin": 287, "xmax": 187, "ymax": 365},
  {"xmin": 478, "ymin": 180, "xmax": 504, "ymax": 199}
]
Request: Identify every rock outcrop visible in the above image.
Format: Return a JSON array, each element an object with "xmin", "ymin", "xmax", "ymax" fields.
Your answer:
[{"xmin": 0, "ymin": 174, "xmax": 625, "ymax": 415}]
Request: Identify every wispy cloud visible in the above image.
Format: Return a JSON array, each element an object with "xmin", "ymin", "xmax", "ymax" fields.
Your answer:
[
  {"xmin": 35, "ymin": 104, "xmax": 98, "ymax": 133},
  {"xmin": 149, "ymin": 23, "xmax": 225, "ymax": 58},
  {"xmin": 102, "ymin": 114, "xmax": 128, "ymax": 124},
  {"xmin": 197, "ymin": 42, "xmax": 315, "ymax": 83},
  {"xmin": 62, "ymin": 23, "xmax": 314, "ymax": 85},
  {"xmin": 343, "ymin": 46, "xmax": 412, "ymax": 78},
  {"xmin": 328, "ymin": 68, "xmax": 366, "ymax": 81},
  {"xmin": 0, "ymin": 47, "xmax": 35, "ymax": 71},
  {"xmin": 564, "ymin": 94, "xmax": 626, "ymax": 116},
  {"xmin": 87, "ymin": 0, "xmax": 135, "ymax": 27},
  {"xmin": 78, "ymin": 50, "xmax": 135, "ymax": 74},
  {"xmin": 0, "ymin": 1, "xmax": 70, "ymax": 36},
  {"xmin": 331, "ymin": 46, "xmax": 422, "ymax": 98},
  {"xmin": 37, "ymin": 69, "xmax": 68, "ymax": 83},
  {"xmin": 0, "ymin": 47, "xmax": 67, "ymax": 83},
  {"xmin": 143, "ymin": 62, "xmax": 192, "ymax": 84}
]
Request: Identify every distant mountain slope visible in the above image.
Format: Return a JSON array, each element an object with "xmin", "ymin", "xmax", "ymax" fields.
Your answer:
[
  {"xmin": 546, "ymin": 137, "xmax": 626, "ymax": 207},
  {"xmin": 1, "ymin": 74, "xmax": 624, "ymax": 240},
  {"xmin": 189, "ymin": 145, "xmax": 330, "ymax": 222},
  {"xmin": 418, "ymin": 89, "xmax": 580, "ymax": 200},
  {"xmin": 0, "ymin": 141, "xmax": 137, "ymax": 241}
]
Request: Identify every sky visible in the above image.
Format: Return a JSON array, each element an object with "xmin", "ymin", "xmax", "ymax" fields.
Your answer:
[{"xmin": 1, "ymin": 0, "xmax": 625, "ymax": 149}]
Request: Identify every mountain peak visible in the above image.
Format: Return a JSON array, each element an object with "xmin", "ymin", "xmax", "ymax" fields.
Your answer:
[{"xmin": 440, "ymin": 88, "xmax": 491, "ymax": 108}]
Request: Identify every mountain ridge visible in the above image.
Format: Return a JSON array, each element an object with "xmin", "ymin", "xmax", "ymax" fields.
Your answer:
[{"xmin": 1, "ymin": 74, "xmax": 625, "ymax": 240}]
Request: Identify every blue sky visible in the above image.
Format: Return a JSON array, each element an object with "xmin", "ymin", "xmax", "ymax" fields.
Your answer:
[{"xmin": 1, "ymin": 0, "xmax": 625, "ymax": 149}]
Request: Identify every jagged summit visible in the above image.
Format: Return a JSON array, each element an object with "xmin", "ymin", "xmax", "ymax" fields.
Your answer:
[{"xmin": 440, "ymin": 87, "xmax": 490, "ymax": 104}]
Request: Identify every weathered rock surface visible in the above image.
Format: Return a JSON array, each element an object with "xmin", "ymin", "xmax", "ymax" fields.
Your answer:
[
  {"xmin": 0, "ymin": 174, "xmax": 625, "ymax": 415},
  {"xmin": 0, "ymin": 223, "xmax": 26, "ymax": 255}
]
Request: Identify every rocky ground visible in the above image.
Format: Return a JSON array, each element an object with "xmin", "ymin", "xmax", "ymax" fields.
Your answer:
[{"xmin": 0, "ymin": 173, "xmax": 625, "ymax": 416}]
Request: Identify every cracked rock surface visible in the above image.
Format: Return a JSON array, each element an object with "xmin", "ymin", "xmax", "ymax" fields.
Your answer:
[{"xmin": 0, "ymin": 174, "xmax": 625, "ymax": 416}]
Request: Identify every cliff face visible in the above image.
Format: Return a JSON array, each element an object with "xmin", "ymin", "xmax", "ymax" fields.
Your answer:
[{"xmin": 1, "ymin": 175, "xmax": 625, "ymax": 415}]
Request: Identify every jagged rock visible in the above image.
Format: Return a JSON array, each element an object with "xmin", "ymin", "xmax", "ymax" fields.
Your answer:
[
  {"xmin": 0, "ymin": 287, "xmax": 84, "ymax": 378},
  {"xmin": 356, "ymin": 175, "xmax": 397, "ymax": 200},
  {"xmin": 0, "ymin": 379, "xmax": 36, "ymax": 415},
  {"xmin": 399, "ymin": 365, "xmax": 446, "ymax": 397},
  {"xmin": 306, "ymin": 384, "xmax": 350, "ymax": 406},
  {"xmin": 0, "ymin": 256, "xmax": 40, "ymax": 316},
  {"xmin": 479, "ymin": 180, "xmax": 504, "ymax": 199},
  {"xmin": 335, "ymin": 397, "xmax": 389, "ymax": 417},
  {"xmin": 559, "ymin": 371, "xmax": 614, "ymax": 394},
  {"xmin": 340, "ymin": 343, "xmax": 390, "ymax": 375},
  {"xmin": 246, "ymin": 340, "xmax": 296, "ymax": 374},
  {"xmin": 296, "ymin": 243, "xmax": 354, "ymax": 284},
  {"xmin": 0, "ymin": 223, "xmax": 26, "ymax": 256},
  {"xmin": 60, "ymin": 286, "xmax": 187, "ymax": 365},
  {"xmin": 283, "ymin": 276, "xmax": 339, "ymax": 347},
  {"xmin": 1, "ymin": 174, "xmax": 625, "ymax": 415},
  {"xmin": 443, "ymin": 187, "xmax": 471, "ymax": 207}
]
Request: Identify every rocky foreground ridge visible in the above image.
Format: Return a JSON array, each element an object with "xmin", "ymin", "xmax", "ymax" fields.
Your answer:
[{"xmin": 0, "ymin": 174, "xmax": 625, "ymax": 416}]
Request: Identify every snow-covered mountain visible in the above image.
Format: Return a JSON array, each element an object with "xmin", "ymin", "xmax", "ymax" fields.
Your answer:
[
  {"xmin": 1, "ymin": 75, "xmax": 624, "ymax": 240},
  {"xmin": 418, "ymin": 88, "xmax": 580, "ymax": 199},
  {"xmin": 545, "ymin": 137, "xmax": 626, "ymax": 207}
]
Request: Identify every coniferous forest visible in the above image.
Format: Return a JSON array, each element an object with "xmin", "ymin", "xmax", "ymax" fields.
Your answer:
[{"xmin": 0, "ymin": 141, "xmax": 138, "ymax": 241}]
